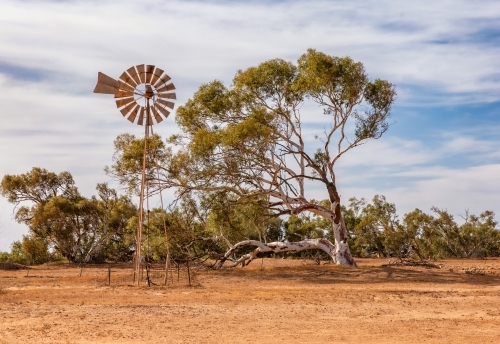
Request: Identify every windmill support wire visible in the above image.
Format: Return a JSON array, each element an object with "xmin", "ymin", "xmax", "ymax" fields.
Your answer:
[
  {"xmin": 149, "ymin": 124, "xmax": 173, "ymax": 286},
  {"xmin": 135, "ymin": 100, "xmax": 151, "ymax": 285}
]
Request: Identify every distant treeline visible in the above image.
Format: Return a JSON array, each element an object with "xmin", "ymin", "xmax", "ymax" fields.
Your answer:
[{"xmin": 1, "ymin": 168, "xmax": 499, "ymax": 265}]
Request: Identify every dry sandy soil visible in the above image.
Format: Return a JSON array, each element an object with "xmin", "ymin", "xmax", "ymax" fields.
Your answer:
[{"xmin": 1, "ymin": 258, "xmax": 500, "ymax": 343}]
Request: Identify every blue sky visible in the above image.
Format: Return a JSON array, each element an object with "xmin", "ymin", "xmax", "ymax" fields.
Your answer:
[{"xmin": 0, "ymin": 0, "xmax": 499, "ymax": 250}]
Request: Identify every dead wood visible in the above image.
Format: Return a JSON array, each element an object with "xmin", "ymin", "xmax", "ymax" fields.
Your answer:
[
  {"xmin": 383, "ymin": 258, "xmax": 443, "ymax": 269},
  {"xmin": 0, "ymin": 262, "xmax": 29, "ymax": 270}
]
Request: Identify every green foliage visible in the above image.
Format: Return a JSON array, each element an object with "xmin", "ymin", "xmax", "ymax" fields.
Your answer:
[
  {"xmin": 8, "ymin": 240, "xmax": 28, "ymax": 264},
  {"xmin": 0, "ymin": 251, "xmax": 9, "ymax": 263},
  {"xmin": 0, "ymin": 167, "xmax": 75, "ymax": 205},
  {"xmin": 284, "ymin": 215, "xmax": 325, "ymax": 241},
  {"xmin": 169, "ymin": 49, "xmax": 397, "ymax": 191},
  {"xmin": 341, "ymin": 195, "xmax": 500, "ymax": 259},
  {"xmin": 138, "ymin": 196, "xmax": 221, "ymax": 261},
  {"xmin": 0, "ymin": 238, "xmax": 49, "ymax": 265},
  {"xmin": 20, "ymin": 235, "xmax": 51, "ymax": 264},
  {"xmin": 125, "ymin": 190, "xmax": 288, "ymax": 263},
  {"xmin": 1, "ymin": 168, "xmax": 137, "ymax": 263},
  {"xmin": 431, "ymin": 208, "xmax": 500, "ymax": 258},
  {"xmin": 296, "ymin": 49, "xmax": 396, "ymax": 142},
  {"xmin": 0, "ymin": 236, "xmax": 52, "ymax": 265},
  {"xmin": 296, "ymin": 49, "xmax": 368, "ymax": 104},
  {"xmin": 105, "ymin": 133, "xmax": 167, "ymax": 196}
]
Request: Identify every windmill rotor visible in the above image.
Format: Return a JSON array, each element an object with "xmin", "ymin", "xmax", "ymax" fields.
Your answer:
[{"xmin": 93, "ymin": 64, "xmax": 176, "ymax": 125}]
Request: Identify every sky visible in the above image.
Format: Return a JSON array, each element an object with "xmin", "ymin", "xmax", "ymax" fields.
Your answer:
[{"xmin": 0, "ymin": 0, "xmax": 499, "ymax": 251}]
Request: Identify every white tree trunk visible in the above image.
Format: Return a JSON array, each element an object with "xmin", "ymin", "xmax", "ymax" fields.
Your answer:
[
  {"xmin": 214, "ymin": 237, "xmax": 356, "ymax": 269},
  {"xmin": 331, "ymin": 218, "xmax": 357, "ymax": 266}
]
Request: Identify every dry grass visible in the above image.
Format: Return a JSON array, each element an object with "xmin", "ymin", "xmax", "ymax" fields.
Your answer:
[{"xmin": 1, "ymin": 258, "xmax": 500, "ymax": 343}]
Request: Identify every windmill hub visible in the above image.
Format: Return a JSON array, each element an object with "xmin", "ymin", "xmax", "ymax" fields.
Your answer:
[{"xmin": 144, "ymin": 84, "xmax": 155, "ymax": 99}]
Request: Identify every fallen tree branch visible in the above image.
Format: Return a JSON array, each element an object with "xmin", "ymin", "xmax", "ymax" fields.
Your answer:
[{"xmin": 213, "ymin": 238, "xmax": 337, "ymax": 269}]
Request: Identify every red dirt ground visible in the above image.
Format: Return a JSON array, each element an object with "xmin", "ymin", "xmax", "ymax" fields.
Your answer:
[{"xmin": 1, "ymin": 258, "xmax": 500, "ymax": 343}]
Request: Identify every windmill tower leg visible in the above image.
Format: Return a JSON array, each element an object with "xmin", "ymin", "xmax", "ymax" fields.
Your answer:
[{"xmin": 136, "ymin": 113, "xmax": 149, "ymax": 285}]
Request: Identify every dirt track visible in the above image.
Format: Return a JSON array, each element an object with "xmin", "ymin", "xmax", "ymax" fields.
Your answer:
[{"xmin": 1, "ymin": 258, "xmax": 500, "ymax": 343}]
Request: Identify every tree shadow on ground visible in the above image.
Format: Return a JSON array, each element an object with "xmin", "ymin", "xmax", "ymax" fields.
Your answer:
[{"xmin": 216, "ymin": 263, "xmax": 500, "ymax": 287}]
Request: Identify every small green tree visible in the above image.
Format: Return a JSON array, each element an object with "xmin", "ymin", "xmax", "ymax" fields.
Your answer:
[
  {"xmin": 20, "ymin": 235, "xmax": 51, "ymax": 265},
  {"xmin": 8, "ymin": 241, "xmax": 28, "ymax": 264}
]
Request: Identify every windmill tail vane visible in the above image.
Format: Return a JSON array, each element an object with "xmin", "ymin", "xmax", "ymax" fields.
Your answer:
[{"xmin": 93, "ymin": 64, "xmax": 176, "ymax": 126}]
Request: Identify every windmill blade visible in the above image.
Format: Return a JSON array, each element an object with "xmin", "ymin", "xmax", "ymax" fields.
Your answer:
[
  {"xmin": 117, "ymin": 81, "xmax": 135, "ymax": 92},
  {"xmin": 157, "ymin": 98, "xmax": 175, "ymax": 110},
  {"xmin": 93, "ymin": 82, "xmax": 117, "ymax": 94},
  {"xmin": 145, "ymin": 65, "xmax": 155, "ymax": 84},
  {"xmin": 150, "ymin": 67, "xmax": 164, "ymax": 86},
  {"xmin": 115, "ymin": 96, "xmax": 135, "ymax": 108},
  {"xmin": 153, "ymin": 73, "xmax": 171, "ymax": 88},
  {"xmin": 119, "ymin": 71, "xmax": 138, "ymax": 87},
  {"xmin": 154, "ymin": 104, "xmax": 171, "ymax": 119},
  {"xmin": 137, "ymin": 107, "xmax": 145, "ymax": 126},
  {"xmin": 152, "ymin": 106, "xmax": 164, "ymax": 123},
  {"xmin": 158, "ymin": 92, "xmax": 176, "ymax": 100},
  {"xmin": 136, "ymin": 64, "xmax": 146, "ymax": 83},
  {"xmin": 120, "ymin": 102, "xmax": 137, "ymax": 117},
  {"xmin": 128, "ymin": 106, "xmax": 142, "ymax": 123},
  {"xmin": 157, "ymin": 83, "xmax": 176, "ymax": 93},
  {"xmin": 127, "ymin": 66, "xmax": 141, "ymax": 85},
  {"xmin": 114, "ymin": 91, "xmax": 134, "ymax": 99}
]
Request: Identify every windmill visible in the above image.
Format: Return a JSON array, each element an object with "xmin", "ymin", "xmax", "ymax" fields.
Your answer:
[{"xmin": 93, "ymin": 64, "xmax": 176, "ymax": 284}]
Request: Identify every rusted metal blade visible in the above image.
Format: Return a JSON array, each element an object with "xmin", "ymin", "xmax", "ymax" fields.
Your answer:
[
  {"xmin": 120, "ymin": 102, "xmax": 137, "ymax": 117},
  {"xmin": 128, "ymin": 106, "xmax": 142, "ymax": 123},
  {"xmin": 158, "ymin": 92, "xmax": 176, "ymax": 100},
  {"xmin": 157, "ymin": 98, "xmax": 175, "ymax": 110},
  {"xmin": 97, "ymin": 72, "xmax": 118, "ymax": 88},
  {"xmin": 137, "ymin": 107, "xmax": 145, "ymax": 126},
  {"xmin": 153, "ymin": 73, "xmax": 171, "ymax": 88},
  {"xmin": 114, "ymin": 91, "xmax": 134, "ymax": 99},
  {"xmin": 155, "ymin": 104, "xmax": 171, "ymax": 118},
  {"xmin": 117, "ymin": 81, "xmax": 135, "ymax": 92},
  {"xmin": 119, "ymin": 71, "xmax": 137, "ymax": 87},
  {"xmin": 145, "ymin": 65, "xmax": 155, "ymax": 84},
  {"xmin": 93, "ymin": 82, "xmax": 117, "ymax": 94},
  {"xmin": 152, "ymin": 106, "xmax": 163, "ymax": 123},
  {"xmin": 115, "ymin": 97, "xmax": 135, "ymax": 108},
  {"xmin": 150, "ymin": 67, "xmax": 164, "ymax": 86},
  {"xmin": 127, "ymin": 66, "xmax": 141, "ymax": 85},
  {"xmin": 157, "ymin": 83, "xmax": 176, "ymax": 93},
  {"xmin": 136, "ymin": 64, "xmax": 145, "ymax": 83}
]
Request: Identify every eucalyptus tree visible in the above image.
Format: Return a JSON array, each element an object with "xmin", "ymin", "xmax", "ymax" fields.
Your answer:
[
  {"xmin": 432, "ymin": 208, "xmax": 500, "ymax": 258},
  {"xmin": 1, "ymin": 168, "xmax": 136, "ymax": 263},
  {"xmin": 109, "ymin": 49, "xmax": 396, "ymax": 267}
]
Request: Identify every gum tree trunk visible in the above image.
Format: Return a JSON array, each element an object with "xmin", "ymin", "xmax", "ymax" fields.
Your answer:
[{"xmin": 214, "ymin": 216, "xmax": 357, "ymax": 269}]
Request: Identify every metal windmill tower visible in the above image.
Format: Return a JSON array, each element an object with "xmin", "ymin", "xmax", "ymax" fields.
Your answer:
[{"xmin": 93, "ymin": 64, "xmax": 176, "ymax": 283}]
